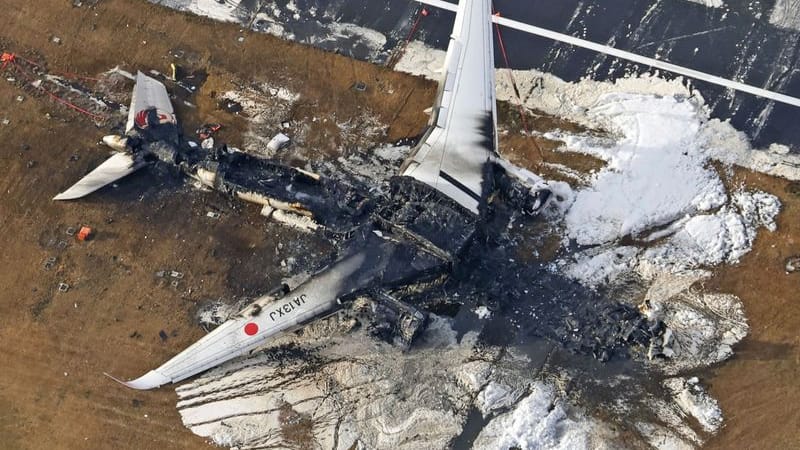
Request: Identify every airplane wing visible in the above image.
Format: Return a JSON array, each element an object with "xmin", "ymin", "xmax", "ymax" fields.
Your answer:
[
  {"xmin": 126, "ymin": 71, "xmax": 178, "ymax": 143},
  {"xmin": 400, "ymin": 0, "xmax": 497, "ymax": 214},
  {"xmin": 108, "ymin": 251, "xmax": 370, "ymax": 390},
  {"xmin": 53, "ymin": 152, "xmax": 145, "ymax": 200}
]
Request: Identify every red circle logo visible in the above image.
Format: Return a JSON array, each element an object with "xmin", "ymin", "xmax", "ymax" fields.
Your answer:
[{"xmin": 244, "ymin": 322, "xmax": 259, "ymax": 336}]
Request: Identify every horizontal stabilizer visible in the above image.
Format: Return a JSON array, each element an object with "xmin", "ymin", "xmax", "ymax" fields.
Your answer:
[{"xmin": 53, "ymin": 152, "xmax": 144, "ymax": 200}]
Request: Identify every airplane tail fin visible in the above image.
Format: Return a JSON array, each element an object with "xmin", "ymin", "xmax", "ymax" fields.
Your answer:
[{"xmin": 399, "ymin": 0, "xmax": 499, "ymax": 214}]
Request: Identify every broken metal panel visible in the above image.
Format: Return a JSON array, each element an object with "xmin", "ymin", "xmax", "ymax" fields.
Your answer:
[
  {"xmin": 378, "ymin": 177, "xmax": 479, "ymax": 261},
  {"xmin": 370, "ymin": 291, "xmax": 428, "ymax": 348},
  {"xmin": 194, "ymin": 167, "xmax": 218, "ymax": 188},
  {"xmin": 211, "ymin": 151, "xmax": 372, "ymax": 231},
  {"xmin": 53, "ymin": 152, "xmax": 145, "ymax": 200}
]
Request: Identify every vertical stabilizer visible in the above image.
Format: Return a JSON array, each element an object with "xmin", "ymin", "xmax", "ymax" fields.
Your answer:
[{"xmin": 400, "ymin": 0, "xmax": 497, "ymax": 214}]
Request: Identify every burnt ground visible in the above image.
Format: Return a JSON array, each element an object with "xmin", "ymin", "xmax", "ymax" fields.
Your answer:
[{"xmin": 0, "ymin": 0, "xmax": 797, "ymax": 449}]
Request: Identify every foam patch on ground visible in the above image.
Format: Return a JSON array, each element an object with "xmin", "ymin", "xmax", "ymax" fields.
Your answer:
[
  {"xmin": 683, "ymin": 0, "xmax": 725, "ymax": 8},
  {"xmin": 559, "ymin": 93, "xmax": 728, "ymax": 245},
  {"xmin": 664, "ymin": 377, "xmax": 723, "ymax": 433},
  {"xmin": 394, "ymin": 40, "xmax": 782, "ymax": 449},
  {"xmin": 151, "ymin": 0, "xmax": 248, "ymax": 23},
  {"xmin": 473, "ymin": 382, "xmax": 605, "ymax": 450},
  {"xmin": 769, "ymin": 0, "xmax": 800, "ymax": 31},
  {"xmin": 641, "ymin": 190, "xmax": 780, "ymax": 272}
]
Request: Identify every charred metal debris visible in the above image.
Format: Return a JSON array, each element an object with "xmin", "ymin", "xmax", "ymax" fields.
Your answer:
[{"xmin": 118, "ymin": 85, "xmax": 667, "ymax": 364}]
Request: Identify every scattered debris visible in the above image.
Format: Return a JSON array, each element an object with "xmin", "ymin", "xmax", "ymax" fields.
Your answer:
[
  {"xmin": 170, "ymin": 271, "xmax": 184, "ymax": 279},
  {"xmin": 219, "ymin": 98, "xmax": 243, "ymax": 113},
  {"xmin": 58, "ymin": 282, "xmax": 70, "ymax": 293},
  {"xmin": 206, "ymin": 211, "xmax": 221, "ymax": 219},
  {"xmin": 474, "ymin": 306, "xmax": 492, "ymax": 319},
  {"xmin": 169, "ymin": 63, "xmax": 179, "ymax": 81},
  {"xmin": 201, "ymin": 137, "xmax": 214, "ymax": 150},
  {"xmin": 77, "ymin": 226, "xmax": 93, "ymax": 241},
  {"xmin": 196, "ymin": 123, "xmax": 222, "ymax": 140},
  {"xmin": 2, "ymin": 51, "xmax": 116, "ymax": 122},
  {"xmin": 51, "ymin": 36, "xmax": 62, "ymax": 45},
  {"xmin": 266, "ymin": 132, "xmax": 291, "ymax": 152},
  {"xmin": 786, "ymin": 256, "xmax": 800, "ymax": 273},
  {"xmin": 787, "ymin": 181, "xmax": 800, "ymax": 197},
  {"xmin": 43, "ymin": 256, "xmax": 57, "ymax": 270}
]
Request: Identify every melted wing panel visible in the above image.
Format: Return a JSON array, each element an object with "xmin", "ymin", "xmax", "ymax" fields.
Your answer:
[{"xmin": 401, "ymin": 0, "xmax": 497, "ymax": 214}]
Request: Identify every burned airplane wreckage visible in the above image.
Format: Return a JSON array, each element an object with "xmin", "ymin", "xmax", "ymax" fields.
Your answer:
[{"xmin": 53, "ymin": 0, "xmax": 672, "ymax": 390}]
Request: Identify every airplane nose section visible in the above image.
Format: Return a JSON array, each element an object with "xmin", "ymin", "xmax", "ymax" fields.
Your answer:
[{"xmin": 102, "ymin": 135, "xmax": 129, "ymax": 152}]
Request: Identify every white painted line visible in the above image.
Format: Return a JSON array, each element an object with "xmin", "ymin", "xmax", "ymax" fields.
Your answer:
[{"xmin": 416, "ymin": 0, "xmax": 800, "ymax": 108}]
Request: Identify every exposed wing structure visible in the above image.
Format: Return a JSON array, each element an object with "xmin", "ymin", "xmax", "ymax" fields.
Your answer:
[
  {"xmin": 400, "ymin": 0, "xmax": 497, "ymax": 214},
  {"xmin": 53, "ymin": 152, "xmax": 144, "ymax": 201},
  {"xmin": 110, "ymin": 252, "xmax": 370, "ymax": 390}
]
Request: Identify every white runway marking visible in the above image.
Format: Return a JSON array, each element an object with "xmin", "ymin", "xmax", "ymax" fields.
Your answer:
[{"xmin": 416, "ymin": 0, "xmax": 800, "ymax": 108}]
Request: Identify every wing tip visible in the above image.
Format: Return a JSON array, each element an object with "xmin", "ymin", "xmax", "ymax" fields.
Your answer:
[
  {"xmin": 53, "ymin": 193, "xmax": 76, "ymax": 201},
  {"xmin": 103, "ymin": 370, "xmax": 172, "ymax": 390}
]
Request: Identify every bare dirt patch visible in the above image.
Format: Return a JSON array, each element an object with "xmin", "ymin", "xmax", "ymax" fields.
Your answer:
[{"xmin": 703, "ymin": 168, "xmax": 800, "ymax": 450}]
